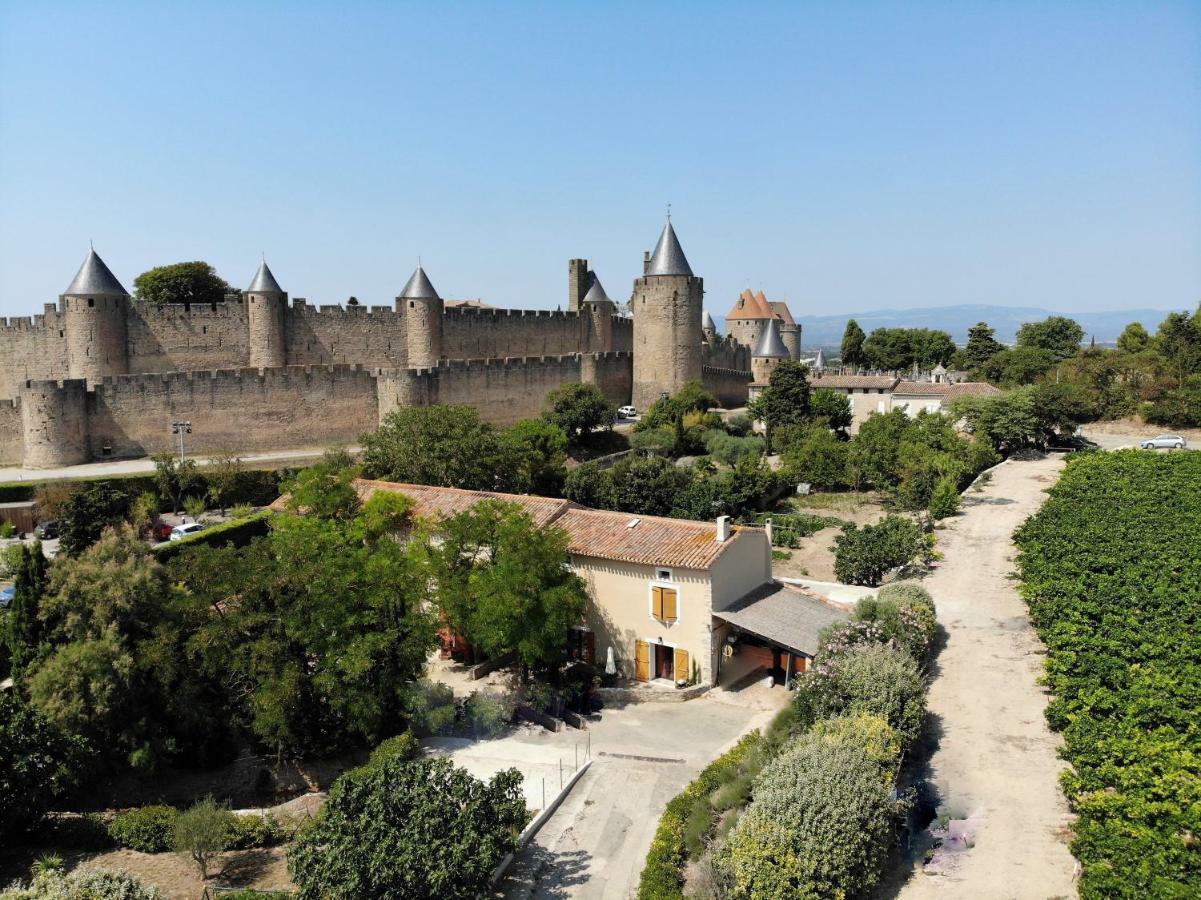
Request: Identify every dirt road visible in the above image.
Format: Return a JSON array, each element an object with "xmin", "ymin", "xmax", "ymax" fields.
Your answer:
[{"xmin": 893, "ymin": 455, "xmax": 1077, "ymax": 899}]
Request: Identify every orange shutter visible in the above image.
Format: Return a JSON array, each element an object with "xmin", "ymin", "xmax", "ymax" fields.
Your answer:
[
  {"xmin": 635, "ymin": 640, "xmax": 650, "ymax": 682},
  {"xmin": 674, "ymin": 647, "xmax": 689, "ymax": 683},
  {"xmin": 662, "ymin": 588, "xmax": 678, "ymax": 623},
  {"xmin": 652, "ymin": 586, "xmax": 664, "ymax": 622}
]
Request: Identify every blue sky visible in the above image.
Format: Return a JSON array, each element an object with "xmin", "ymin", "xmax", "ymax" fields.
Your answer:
[{"xmin": 1, "ymin": 1, "xmax": 1198, "ymax": 319}]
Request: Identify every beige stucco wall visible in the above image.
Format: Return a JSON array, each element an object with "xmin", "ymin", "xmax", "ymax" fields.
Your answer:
[
  {"xmin": 839, "ymin": 389, "xmax": 890, "ymax": 434},
  {"xmin": 891, "ymin": 394, "xmax": 946, "ymax": 418},
  {"xmin": 570, "ymin": 530, "xmax": 771, "ymax": 687}
]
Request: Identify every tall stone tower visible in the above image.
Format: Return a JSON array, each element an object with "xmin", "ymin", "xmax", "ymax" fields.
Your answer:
[
  {"xmin": 245, "ymin": 259, "xmax": 288, "ymax": 368},
  {"xmin": 61, "ymin": 248, "xmax": 129, "ymax": 382},
  {"xmin": 398, "ymin": 265, "xmax": 443, "ymax": 369},
  {"xmin": 632, "ymin": 219, "xmax": 703, "ymax": 410},
  {"xmin": 702, "ymin": 311, "xmax": 718, "ymax": 344},
  {"xmin": 751, "ymin": 317, "xmax": 790, "ymax": 386},
  {"xmin": 568, "ymin": 259, "xmax": 591, "ymax": 312}
]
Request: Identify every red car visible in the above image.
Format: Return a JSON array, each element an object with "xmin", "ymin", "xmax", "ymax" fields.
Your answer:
[{"xmin": 152, "ymin": 521, "xmax": 175, "ymax": 542}]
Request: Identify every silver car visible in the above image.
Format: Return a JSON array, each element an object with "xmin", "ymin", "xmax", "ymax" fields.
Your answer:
[{"xmin": 1140, "ymin": 434, "xmax": 1187, "ymax": 450}]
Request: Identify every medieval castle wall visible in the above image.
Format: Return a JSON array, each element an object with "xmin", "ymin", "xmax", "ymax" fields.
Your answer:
[
  {"xmin": 0, "ymin": 399, "xmax": 23, "ymax": 465},
  {"xmin": 0, "ymin": 306, "xmax": 71, "ymax": 401},
  {"xmin": 702, "ymin": 366, "xmax": 754, "ymax": 408}
]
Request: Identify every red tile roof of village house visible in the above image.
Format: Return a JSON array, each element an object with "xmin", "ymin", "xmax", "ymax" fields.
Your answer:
[
  {"xmin": 273, "ymin": 479, "xmax": 756, "ymax": 571},
  {"xmin": 769, "ymin": 301, "xmax": 796, "ymax": 326},
  {"xmin": 809, "ymin": 374, "xmax": 900, "ymax": 390},
  {"xmin": 351, "ymin": 479, "xmax": 571, "ymax": 527},
  {"xmin": 726, "ymin": 289, "xmax": 776, "ymax": 320},
  {"xmin": 554, "ymin": 506, "xmax": 752, "ymax": 570},
  {"xmin": 893, "ymin": 381, "xmax": 1003, "ymax": 398}
]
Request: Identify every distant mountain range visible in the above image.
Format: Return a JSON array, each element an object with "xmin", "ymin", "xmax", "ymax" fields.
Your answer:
[{"xmin": 711, "ymin": 304, "xmax": 1186, "ymax": 347}]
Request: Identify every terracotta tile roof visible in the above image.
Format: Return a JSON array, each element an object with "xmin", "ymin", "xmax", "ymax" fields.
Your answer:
[
  {"xmin": 273, "ymin": 479, "xmax": 755, "ymax": 571},
  {"xmin": 556, "ymin": 506, "xmax": 752, "ymax": 570},
  {"xmin": 809, "ymin": 374, "xmax": 900, "ymax": 390},
  {"xmin": 769, "ymin": 301, "xmax": 796, "ymax": 326},
  {"xmin": 726, "ymin": 288, "xmax": 776, "ymax": 320},
  {"xmin": 352, "ymin": 479, "xmax": 571, "ymax": 526},
  {"xmin": 894, "ymin": 381, "xmax": 1002, "ymax": 398}
]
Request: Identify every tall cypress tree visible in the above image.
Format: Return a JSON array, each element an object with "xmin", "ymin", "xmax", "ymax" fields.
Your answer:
[
  {"xmin": 842, "ymin": 319, "xmax": 866, "ymax": 370},
  {"xmin": 5, "ymin": 541, "xmax": 48, "ymax": 680}
]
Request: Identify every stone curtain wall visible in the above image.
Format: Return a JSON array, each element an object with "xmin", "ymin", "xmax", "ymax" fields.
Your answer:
[
  {"xmin": 442, "ymin": 307, "xmax": 589, "ymax": 359},
  {"xmin": 702, "ymin": 366, "xmax": 752, "ymax": 408},
  {"xmin": 580, "ymin": 351, "xmax": 634, "ymax": 405},
  {"xmin": 0, "ymin": 307, "xmax": 70, "ymax": 401},
  {"xmin": 285, "ymin": 302, "xmax": 409, "ymax": 368},
  {"xmin": 702, "ymin": 338, "xmax": 751, "ymax": 373},
  {"xmin": 84, "ymin": 365, "xmax": 379, "ymax": 460},
  {"xmin": 126, "ymin": 300, "xmax": 252, "ymax": 373}
]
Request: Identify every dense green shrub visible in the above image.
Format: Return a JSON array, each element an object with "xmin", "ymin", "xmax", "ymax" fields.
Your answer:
[
  {"xmin": 0, "ymin": 867, "xmax": 163, "ymax": 899},
  {"xmin": 289, "ymin": 754, "xmax": 528, "ymax": 900},
  {"xmin": 637, "ymin": 732, "xmax": 764, "ymax": 899},
  {"xmin": 224, "ymin": 813, "xmax": 284, "ymax": 850},
  {"xmin": 927, "ymin": 475, "xmax": 961, "ymax": 519},
  {"xmin": 701, "ymin": 429, "xmax": 764, "ymax": 467},
  {"xmin": 832, "ymin": 514, "xmax": 929, "ymax": 586},
  {"xmin": 108, "ymin": 805, "xmax": 179, "ymax": 853},
  {"xmin": 716, "ymin": 714, "xmax": 901, "ymax": 899},
  {"xmin": 855, "ymin": 582, "xmax": 939, "ymax": 663},
  {"xmin": 1014, "ymin": 451, "xmax": 1201, "ymax": 897},
  {"xmin": 781, "ymin": 426, "xmax": 850, "ymax": 490},
  {"xmin": 794, "ymin": 643, "xmax": 927, "ymax": 750}
]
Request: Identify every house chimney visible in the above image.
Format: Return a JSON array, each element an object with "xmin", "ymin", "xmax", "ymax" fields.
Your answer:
[{"xmin": 716, "ymin": 515, "xmax": 730, "ymax": 543}]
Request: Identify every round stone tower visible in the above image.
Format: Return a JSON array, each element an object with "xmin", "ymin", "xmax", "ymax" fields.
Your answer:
[
  {"xmin": 751, "ymin": 317, "xmax": 790, "ymax": 386},
  {"xmin": 702, "ymin": 310, "xmax": 718, "ymax": 344},
  {"xmin": 581, "ymin": 273, "xmax": 616, "ymax": 352},
  {"xmin": 631, "ymin": 219, "xmax": 703, "ymax": 411},
  {"xmin": 20, "ymin": 378, "xmax": 90, "ymax": 467},
  {"xmin": 245, "ymin": 259, "xmax": 288, "ymax": 368},
  {"xmin": 61, "ymin": 248, "xmax": 129, "ymax": 383},
  {"xmin": 398, "ymin": 265, "xmax": 443, "ymax": 369}
]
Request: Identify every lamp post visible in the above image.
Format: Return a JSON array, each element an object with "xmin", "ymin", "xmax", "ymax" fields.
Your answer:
[{"xmin": 171, "ymin": 421, "xmax": 192, "ymax": 461}]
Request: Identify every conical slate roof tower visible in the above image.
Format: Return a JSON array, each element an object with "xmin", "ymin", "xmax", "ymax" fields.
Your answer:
[{"xmin": 63, "ymin": 248, "xmax": 128, "ymax": 296}]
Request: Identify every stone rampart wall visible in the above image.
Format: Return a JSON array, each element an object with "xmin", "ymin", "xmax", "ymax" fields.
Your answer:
[
  {"xmin": 284, "ymin": 301, "xmax": 409, "ymax": 367},
  {"xmin": 702, "ymin": 366, "xmax": 752, "ymax": 408},
  {"xmin": 0, "ymin": 398, "xmax": 22, "ymax": 465},
  {"xmin": 126, "ymin": 300, "xmax": 251, "ymax": 373},
  {"xmin": 0, "ymin": 306, "xmax": 70, "ymax": 401}
]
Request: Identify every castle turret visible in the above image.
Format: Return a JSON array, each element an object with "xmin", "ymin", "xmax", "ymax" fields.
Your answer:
[
  {"xmin": 581, "ymin": 272, "xmax": 616, "ymax": 352},
  {"xmin": 61, "ymin": 248, "xmax": 129, "ymax": 382},
  {"xmin": 245, "ymin": 259, "xmax": 288, "ymax": 368},
  {"xmin": 21, "ymin": 378, "xmax": 90, "ymax": 467},
  {"xmin": 768, "ymin": 301, "xmax": 801, "ymax": 360},
  {"xmin": 632, "ymin": 219, "xmax": 703, "ymax": 410},
  {"xmin": 751, "ymin": 317, "xmax": 790, "ymax": 386},
  {"xmin": 568, "ymin": 259, "xmax": 591, "ymax": 312},
  {"xmin": 702, "ymin": 310, "xmax": 718, "ymax": 344},
  {"xmin": 398, "ymin": 265, "xmax": 443, "ymax": 368}
]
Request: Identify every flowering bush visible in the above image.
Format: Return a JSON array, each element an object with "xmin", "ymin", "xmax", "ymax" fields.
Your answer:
[{"xmin": 0, "ymin": 867, "xmax": 162, "ymax": 899}]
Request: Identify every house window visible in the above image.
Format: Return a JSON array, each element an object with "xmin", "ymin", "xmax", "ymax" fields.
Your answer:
[
  {"xmin": 567, "ymin": 627, "xmax": 596, "ymax": 665},
  {"xmin": 655, "ymin": 568, "xmax": 673, "ymax": 582},
  {"xmin": 651, "ymin": 585, "xmax": 678, "ymax": 624}
]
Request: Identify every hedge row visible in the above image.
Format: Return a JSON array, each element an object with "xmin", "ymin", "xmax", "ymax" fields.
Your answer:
[
  {"xmin": 107, "ymin": 804, "xmax": 286, "ymax": 853},
  {"xmin": 152, "ymin": 510, "xmax": 273, "ymax": 560},
  {"xmin": 0, "ymin": 467, "xmax": 288, "ymax": 507},
  {"xmin": 637, "ymin": 732, "xmax": 764, "ymax": 899}
]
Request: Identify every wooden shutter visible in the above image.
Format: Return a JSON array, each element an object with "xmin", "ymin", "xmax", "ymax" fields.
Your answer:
[
  {"xmin": 661, "ymin": 588, "xmax": 678, "ymax": 623},
  {"xmin": 635, "ymin": 640, "xmax": 650, "ymax": 682},
  {"xmin": 652, "ymin": 587, "xmax": 664, "ymax": 622},
  {"xmin": 585, "ymin": 630, "xmax": 596, "ymax": 666},
  {"xmin": 674, "ymin": 647, "xmax": 689, "ymax": 683}
]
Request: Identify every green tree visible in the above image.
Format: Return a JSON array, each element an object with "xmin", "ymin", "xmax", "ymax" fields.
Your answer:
[
  {"xmin": 57, "ymin": 482, "xmax": 137, "ymax": 556},
  {"xmin": 841, "ymin": 319, "xmax": 867, "ymax": 369},
  {"xmin": 181, "ymin": 486, "xmax": 437, "ymax": 759},
  {"xmin": 204, "ymin": 451, "xmax": 243, "ymax": 515},
  {"xmin": 832, "ymin": 515, "xmax": 927, "ymax": 586},
  {"xmin": 0, "ymin": 693, "xmax": 86, "ymax": 839},
  {"xmin": 172, "ymin": 797, "xmax": 234, "ymax": 883},
  {"xmin": 500, "ymin": 419, "xmax": 568, "ymax": 496},
  {"xmin": 1117, "ymin": 321, "xmax": 1150, "ymax": 354},
  {"xmin": 133, "ymin": 261, "xmax": 231, "ymax": 306},
  {"xmin": 1152, "ymin": 309, "xmax": 1201, "ymax": 387},
  {"xmin": 863, "ymin": 328, "xmax": 955, "ymax": 371},
  {"xmin": 562, "ymin": 461, "xmax": 615, "ymax": 509},
  {"xmin": 361, "ymin": 405, "xmax": 510, "ymax": 490},
  {"xmin": 960, "ymin": 321, "xmax": 1005, "ymax": 371},
  {"xmin": 152, "ymin": 452, "xmax": 200, "ymax": 516},
  {"xmin": 928, "ymin": 476, "xmax": 961, "ymax": 520},
  {"xmin": 542, "ymin": 383, "xmax": 616, "ymax": 442},
  {"xmin": 288, "ymin": 754, "xmax": 528, "ymax": 900},
  {"xmin": 3, "ymin": 541, "xmax": 48, "ymax": 680},
  {"xmin": 1016, "ymin": 315, "xmax": 1084, "ymax": 361},
  {"xmin": 808, "ymin": 388, "xmax": 853, "ymax": 432},
  {"xmin": 1145, "ymin": 374, "xmax": 1201, "ymax": 427},
  {"xmin": 637, "ymin": 381, "xmax": 719, "ymax": 432},
  {"xmin": 782, "ymin": 427, "xmax": 849, "ymax": 490},
  {"xmin": 28, "ymin": 526, "xmax": 222, "ymax": 769},
  {"xmin": 847, "ymin": 409, "xmax": 912, "ymax": 488},
  {"xmin": 607, "ymin": 455, "xmax": 692, "ymax": 517},
  {"xmin": 979, "ymin": 345, "xmax": 1058, "ymax": 385},
  {"xmin": 748, "ymin": 360, "xmax": 811, "ymax": 447},
  {"xmin": 423, "ymin": 500, "xmax": 587, "ymax": 670}
]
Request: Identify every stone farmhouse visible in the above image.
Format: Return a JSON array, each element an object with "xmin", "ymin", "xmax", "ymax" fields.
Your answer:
[
  {"xmin": 0, "ymin": 220, "xmax": 802, "ymax": 468},
  {"xmin": 336, "ymin": 478, "xmax": 850, "ymax": 690},
  {"xmin": 806, "ymin": 369, "xmax": 1002, "ymax": 433}
]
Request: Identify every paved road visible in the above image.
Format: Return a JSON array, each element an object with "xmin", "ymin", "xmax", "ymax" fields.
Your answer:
[
  {"xmin": 0, "ymin": 446, "xmax": 349, "ymax": 482},
  {"xmin": 501, "ymin": 688, "xmax": 782, "ymax": 899},
  {"xmin": 890, "ymin": 455, "xmax": 1077, "ymax": 899}
]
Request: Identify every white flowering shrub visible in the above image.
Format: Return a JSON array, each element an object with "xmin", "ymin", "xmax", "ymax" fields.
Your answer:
[{"xmin": 1, "ymin": 868, "xmax": 163, "ymax": 900}]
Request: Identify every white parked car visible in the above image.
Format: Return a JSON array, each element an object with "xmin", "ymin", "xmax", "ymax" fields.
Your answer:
[
  {"xmin": 617, "ymin": 405, "xmax": 638, "ymax": 419},
  {"xmin": 1140, "ymin": 434, "xmax": 1187, "ymax": 450},
  {"xmin": 169, "ymin": 522, "xmax": 206, "ymax": 541}
]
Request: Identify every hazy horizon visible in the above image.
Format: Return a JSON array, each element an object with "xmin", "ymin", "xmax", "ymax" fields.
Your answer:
[{"xmin": 2, "ymin": 2, "xmax": 1198, "ymax": 318}]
